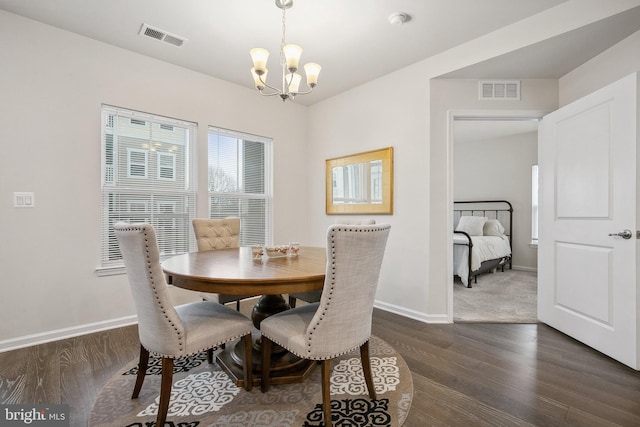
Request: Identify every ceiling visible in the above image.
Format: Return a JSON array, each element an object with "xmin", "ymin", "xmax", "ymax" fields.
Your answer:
[
  {"xmin": 1, "ymin": 1, "xmax": 640, "ymax": 105},
  {"xmin": 438, "ymin": 5, "xmax": 640, "ymax": 79}
]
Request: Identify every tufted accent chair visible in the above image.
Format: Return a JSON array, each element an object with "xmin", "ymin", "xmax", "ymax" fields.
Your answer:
[
  {"xmin": 192, "ymin": 218, "xmax": 256, "ymax": 311},
  {"xmin": 288, "ymin": 219, "xmax": 376, "ymax": 309},
  {"xmin": 193, "ymin": 217, "xmax": 241, "ymax": 251},
  {"xmin": 114, "ymin": 222, "xmax": 253, "ymax": 427},
  {"xmin": 260, "ymin": 223, "xmax": 391, "ymax": 427}
]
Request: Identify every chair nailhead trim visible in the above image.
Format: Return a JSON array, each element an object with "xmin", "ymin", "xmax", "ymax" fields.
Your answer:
[
  {"xmin": 304, "ymin": 224, "xmax": 389, "ymax": 356},
  {"xmin": 121, "ymin": 224, "xmax": 254, "ymax": 358},
  {"xmin": 141, "ymin": 227, "xmax": 183, "ymax": 352}
]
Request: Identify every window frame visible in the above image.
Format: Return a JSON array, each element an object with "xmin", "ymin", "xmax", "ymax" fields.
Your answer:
[
  {"xmin": 207, "ymin": 126, "xmax": 273, "ymax": 247},
  {"xmin": 98, "ymin": 105, "xmax": 197, "ymax": 275}
]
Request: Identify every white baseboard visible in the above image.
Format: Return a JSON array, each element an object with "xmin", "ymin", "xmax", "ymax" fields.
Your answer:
[
  {"xmin": 512, "ymin": 265, "xmax": 538, "ymax": 273},
  {"xmin": 0, "ymin": 315, "xmax": 138, "ymax": 353},
  {"xmin": 374, "ymin": 300, "xmax": 450, "ymax": 324},
  {"xmin": 2, "ymin": 299, "xmax": 448, "ymax": 353}
]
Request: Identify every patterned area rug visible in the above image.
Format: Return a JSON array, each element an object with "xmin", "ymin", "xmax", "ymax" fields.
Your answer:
[{"xmin": 89, "ymin": 336, "xmax": 412, "ymax": 426}]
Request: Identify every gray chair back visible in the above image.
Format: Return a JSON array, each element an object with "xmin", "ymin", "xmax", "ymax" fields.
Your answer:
[
  {"xmin": 307, "ymin": 223, "xmax": 390, "ymax": 358},
  {"xmin": 114, "ymin": 222, "xmax": 186, "ymax": 357}
]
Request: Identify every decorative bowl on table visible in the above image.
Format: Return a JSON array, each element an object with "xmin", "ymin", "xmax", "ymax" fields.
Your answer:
[
  {"xmin": 251, "ymin": 245, "xmax": 264, "ymax": 259},
  {"xmin": 265, "ymin": 245, "xmax": 289, "ymax": 258},
  {"xmin": 288, "ymin": 242, "xmax": 299, "ymax": 256}
]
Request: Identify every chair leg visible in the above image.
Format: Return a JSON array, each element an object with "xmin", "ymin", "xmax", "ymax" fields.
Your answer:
[
  {"xmin": 360, "ymin": 340, "xmax": 377, "ymax": 399},
  {"xmin": 157, "ymin": 357, "xmax": 174, "ymax": 427},
  {"xmin": 288, "ymin": 295, "xmax": 297, "ymax": 308},
  {"xmin": 243, "ymin": 333, "xmax": 253, "ymax": 391},
  {"xmin": 321, "ymin": 359, "xmax": 333, "ymax": 427},
  {"xmin": 260, "ymin": 336, "xmax": 272, "ymax": 393},
  {"xmin": 207, "ymin": 348, "xmax": 214, "ymax": 364},
  {"xmin": 236, "ymin": 299, "xmax": 241, "ymax": 311},
  {"xmin": 131, "ymin": 345, "xmax": 149, "ymax": 399}
]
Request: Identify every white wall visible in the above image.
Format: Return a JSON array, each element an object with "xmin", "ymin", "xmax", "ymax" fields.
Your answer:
[
  {"xmin": 560, "ymin": 30, "xmax": 640, "ymax": 106},
  {"xmin": 307, "ymin": 1, "xmax": 630, "ymax": 322},
  {"xmin": 435, "ymin": 79, "xmax": 552, "ymax": 273},
  {"xmin": 2, "ymin": 1, "xmax": 638, "ymax": 348},
  {"xmin": 0, "ymin": 11, "xmax": 310, "ymax": 348},
  {"xmin": 454, "ymin": 129, "xmax": 539, "ymax": 270},
  {"xmin": 430, "ymin": 79, "xmax": 556, "ymax": 317}
]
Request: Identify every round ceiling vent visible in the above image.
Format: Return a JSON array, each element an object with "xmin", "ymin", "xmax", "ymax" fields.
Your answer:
[{"xmin": 388, "ymin": 12, "xmax": 410, "ymax": 25}]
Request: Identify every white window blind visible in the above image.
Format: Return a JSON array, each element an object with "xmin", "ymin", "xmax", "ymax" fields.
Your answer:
[
  {"xmin": 208, "ymin": 127, "xmax": 273, "ymax": 246},
  {"xmin": 100, "ymin": 106, "xmax": 197, "ymax": 269}
]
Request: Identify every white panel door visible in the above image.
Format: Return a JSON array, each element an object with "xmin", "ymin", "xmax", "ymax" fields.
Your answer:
[{"xmin": 538, "ymin": 73, "xmax": 639, "ymax": 369}]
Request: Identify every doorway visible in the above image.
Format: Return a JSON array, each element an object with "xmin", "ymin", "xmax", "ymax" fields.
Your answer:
[{"xmin": 450, "ymin": 113, "xmax": 541, "ymax": 322}]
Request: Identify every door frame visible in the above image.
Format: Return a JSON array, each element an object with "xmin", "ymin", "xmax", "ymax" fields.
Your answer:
[{"xmin": 446, "ymin": 109, "xmax": 549, "ymax": 322}]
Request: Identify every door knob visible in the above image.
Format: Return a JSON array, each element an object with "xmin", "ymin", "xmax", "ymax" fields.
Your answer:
[{"xmin": 608, "ymin": 229, "xmax": 633, "ymax": 239}]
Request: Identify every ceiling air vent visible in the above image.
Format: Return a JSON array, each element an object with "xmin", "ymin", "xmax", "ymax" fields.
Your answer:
[
  {"xmin": 479, "ymin": 80, "xmax": 520, "ymax": 100},
  {"xmin": 139, "ymin": 24, "xmax": 187, "ymax": 47}
]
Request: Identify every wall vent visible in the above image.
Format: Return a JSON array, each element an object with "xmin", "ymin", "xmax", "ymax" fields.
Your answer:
[
  {"xmin": 139, "ymin": 24, "xmax": 187, "ymax": 47},
  {"xmin": 479, "ymin": 80, "xmax": 520, "ymax": 100}
]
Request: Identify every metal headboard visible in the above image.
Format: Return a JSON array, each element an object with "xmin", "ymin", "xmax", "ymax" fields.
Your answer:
[{"xmin": 453, "ymin": 200, "xmax": 513, "ymax": 248}]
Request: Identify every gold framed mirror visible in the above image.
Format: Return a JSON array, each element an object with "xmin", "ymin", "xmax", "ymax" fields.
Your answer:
[{"xmin": 326, "ymin": 147, "xmax": 393, "ymax": 214}]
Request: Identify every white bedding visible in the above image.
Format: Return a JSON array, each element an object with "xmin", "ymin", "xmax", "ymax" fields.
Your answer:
[{"xmin": 453, "ymin": 233, "xmax": 511, "ymax": 285}]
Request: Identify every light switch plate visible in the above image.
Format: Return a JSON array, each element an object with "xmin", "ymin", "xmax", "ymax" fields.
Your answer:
[{"xmin": 14, "ymin": 192, "xmax": 35, "ymax": 208}]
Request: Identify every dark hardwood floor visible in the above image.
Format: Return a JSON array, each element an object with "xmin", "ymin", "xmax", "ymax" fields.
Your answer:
[{"xmin": 1, "ymin": 309, "xmax": 639, "ymax": 426}]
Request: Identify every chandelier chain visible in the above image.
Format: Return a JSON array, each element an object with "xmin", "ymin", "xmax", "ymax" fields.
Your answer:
[{"xmin": 279, "ymin": 4, "xmax": 286, "ymax": 68}]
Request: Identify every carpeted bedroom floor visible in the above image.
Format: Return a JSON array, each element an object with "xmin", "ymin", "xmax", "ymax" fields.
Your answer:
[{"xmin": 453, "ymin": 269, "xmax": 537, "ymax": 323}]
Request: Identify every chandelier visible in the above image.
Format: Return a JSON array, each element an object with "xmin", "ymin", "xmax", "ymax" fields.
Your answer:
[{"xmin": 249, "ymin": 0, "xmax": 321, "ymax": 102}]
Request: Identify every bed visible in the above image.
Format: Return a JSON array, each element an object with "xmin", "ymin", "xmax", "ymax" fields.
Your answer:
[{"xmin": 453, "ymin": 200, "xmax": 513, "ymax": 288}]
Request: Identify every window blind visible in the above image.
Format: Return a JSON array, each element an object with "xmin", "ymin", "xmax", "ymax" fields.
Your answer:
[
  {"xmin": 100, "ymin": 106, "xmax": 197, "ymax": 269},
  {"xmin": 208, "ymin": 127, "xmax": 273, "ymax": 246}
]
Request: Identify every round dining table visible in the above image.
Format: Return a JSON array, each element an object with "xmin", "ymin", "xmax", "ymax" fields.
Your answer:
[{"xmin": 162, "ymin": 246, "xmax": 327, "ymax": 387}]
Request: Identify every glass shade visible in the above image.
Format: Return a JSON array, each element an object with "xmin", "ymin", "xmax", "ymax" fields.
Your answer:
[
  {"xmin": 250, "ymin": 48, "xmax": 269, "ymax": 75},
  {"xmin": 282, "ymin": 44, "xmax": 302, "ymax": 72},
  {"xmin": 287, "ymin": 73, "xmax": 302, "ymax": 93},
  {"xmin": 250, "ymin": 68, "xmax": 267, "ymax": 90},
  {"xmin": 304, "ymin": 63, "xmax": 321, "ymax": 87}
]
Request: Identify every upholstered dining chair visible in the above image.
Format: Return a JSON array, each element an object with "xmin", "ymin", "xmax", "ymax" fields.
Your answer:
[
  {"xmin": 192, "ymin": 217, "xmax": 256, "ymax": 311},
  {"xmin": 260, "ymin": 223, "xmax": 391, "ymax": 427},
  {"xmin": 287, "ymin": 218, "xmax": 376, "ymax": 308},
  {"xmin": 114, "ymin": 222, "xmax": 253, "ymax": 427}
]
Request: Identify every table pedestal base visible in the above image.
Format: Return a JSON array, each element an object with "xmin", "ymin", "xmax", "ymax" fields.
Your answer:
[
  {"xmin": 217, "ymin": 294, "xmax": 317, "ymax": 387},
  {"xmin": 217, "ymin": 331, "xmax": 316, "ymax": 388}
]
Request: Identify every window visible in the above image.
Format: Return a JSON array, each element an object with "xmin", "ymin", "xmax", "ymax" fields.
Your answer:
[
  {"xmin": 157, "ymin": 152, "xmax": 176, "ymax": 181},
  {"xmin": 531, "ymin": 164, "xmax": 539, "ymax": 245},
  {"xmin": 127, "ymin": 148, "xmax": 148, "ymax": 178},
  {"xmin": 208, "ymin": 127, "xmax": 273, "ymax": 246},
  {"xmin": 100, "ymin": 106, "xmax": 197, "ymax": 270}
]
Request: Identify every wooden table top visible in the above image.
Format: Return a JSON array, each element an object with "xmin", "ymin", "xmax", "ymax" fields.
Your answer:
[{"xmin": 162, "ymin": 246, "xmax": 327, "ymax": 295}]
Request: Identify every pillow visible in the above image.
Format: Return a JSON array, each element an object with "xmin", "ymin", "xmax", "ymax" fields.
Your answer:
[
  {"xmin": 483, "ymin": 219, "xmax": 505, "ymax": 236},
  {"xmin": 455, "ymin": 216, "xmax": 487, "ymax": 236}
]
